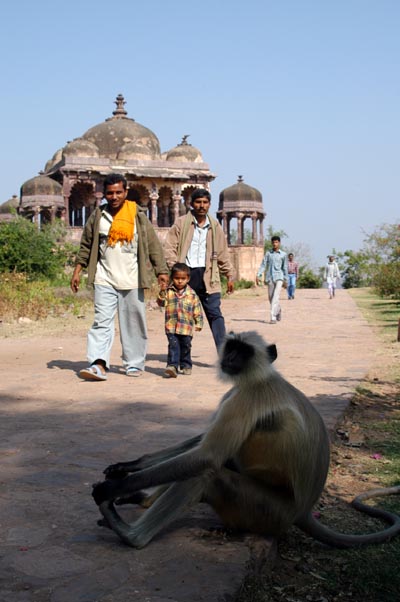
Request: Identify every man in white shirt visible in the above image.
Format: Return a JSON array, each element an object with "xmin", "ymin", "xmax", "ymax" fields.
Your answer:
[{"xmin": 71, "ymin": 174, "xmax": 169, "ymax": 380}]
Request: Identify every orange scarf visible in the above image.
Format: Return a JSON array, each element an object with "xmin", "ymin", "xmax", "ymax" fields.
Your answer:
[{"xmin": 107, "ymin": 201, "xmax": 137, "ymax": 247}]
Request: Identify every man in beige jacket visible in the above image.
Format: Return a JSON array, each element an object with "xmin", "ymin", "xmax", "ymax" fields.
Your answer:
[{"xmin": 164, "ymin": 188, "xmax": 234, "ymax": 350}]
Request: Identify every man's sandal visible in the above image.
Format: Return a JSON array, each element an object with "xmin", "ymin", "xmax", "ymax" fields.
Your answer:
[{"xmin": 79, "ymin": 364, "xmax": 107, "ymax": 381}]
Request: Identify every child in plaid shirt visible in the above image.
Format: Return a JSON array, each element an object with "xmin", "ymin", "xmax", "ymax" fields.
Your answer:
[{"xmin": 157, "ymin": 263, "xmax": 203, "ymax": 378}]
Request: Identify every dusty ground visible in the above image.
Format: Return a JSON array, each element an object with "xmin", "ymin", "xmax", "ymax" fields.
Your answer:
[{"xmin": 0, "ymin": 287, "xmax": 393, "ymax": 602}]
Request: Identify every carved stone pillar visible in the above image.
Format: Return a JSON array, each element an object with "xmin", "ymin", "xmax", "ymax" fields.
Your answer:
[
  {"xmin": 237, "ymin": 212, "xmax": 244, "ymax": 244},
  {"xmin": 227, "ymin": 215, "xmax": 232, "ymax": 245},
  {"xmin": 33, "ymin": 206, "xmax": 40, "ymax": 228},
  {"xmin": 251, "ymin": 212, "xmax": 257, "ymax": 244},
  {"xmin": 172, "ymin": 192, "xmax": 182, "ymax": 225},
  {"xmin": 220, "ymin": 211, "xmax": 228, "ymax": 237},
  {"xmin": 149, "ymin": 191, "xmax": 159, "ymax": 226},
  {"xmin": 62, "ymin": 176, "xmax": 72, "ymax": 226}
]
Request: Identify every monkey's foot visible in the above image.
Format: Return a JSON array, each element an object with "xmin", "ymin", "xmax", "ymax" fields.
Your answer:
[
  {"xmin": 115, "ymin": 491, "xmax": 147, "ymax": 506},
  {"xmin": 97, "ymin": 517, "xmax": 112, "ymax": 530}
]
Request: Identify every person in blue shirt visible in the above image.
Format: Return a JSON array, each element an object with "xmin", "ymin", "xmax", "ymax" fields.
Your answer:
[{"xmin": 256, "ymin": 236, "xmax": 288, "ymax": 323}]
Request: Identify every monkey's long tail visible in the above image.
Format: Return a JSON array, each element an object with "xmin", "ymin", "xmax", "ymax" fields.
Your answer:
[{"xmin": 296, "ymin": 486, "xmax": 400, "ymax": 548}]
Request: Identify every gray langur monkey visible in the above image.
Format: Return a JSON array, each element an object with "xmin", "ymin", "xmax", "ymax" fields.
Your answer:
[{"xmin": 92, "ymin": 330, "xmax": 400, "ymax": 549}]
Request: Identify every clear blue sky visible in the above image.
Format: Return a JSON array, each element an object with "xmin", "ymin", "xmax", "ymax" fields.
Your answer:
[{"xmin": 0, "ymin": 0, "xmax": 398, "ymax": 267}]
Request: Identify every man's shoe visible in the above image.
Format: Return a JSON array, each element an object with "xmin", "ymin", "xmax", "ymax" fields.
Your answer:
[
  {"xmin": 79, "ymin": 364, "xmax": 107, "ymax": 381},
  {"xmin": 269, "ymin": 320, "xmax": 277, "ymax": 324},
  {"xmin": 164, "ymin": 366, "xmax": 178, "ymax": 378},
  {"xmin": 126, "ymin": 368, "xmax": 143, "ymax": 377},
  {"xmin": 181, "ymin": 367, "xmax": 192, "ymax": 375},
  {"xmin": 276, "ymin": 310, "xmax": 282, "ymax": 322}
]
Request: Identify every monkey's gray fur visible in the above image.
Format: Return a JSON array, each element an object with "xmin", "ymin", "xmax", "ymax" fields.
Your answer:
[{"xmin": 92, "ymin": 330, "xmax": 400, "ymax": 549}]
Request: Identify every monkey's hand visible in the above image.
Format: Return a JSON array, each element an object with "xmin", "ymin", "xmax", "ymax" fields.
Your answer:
[
  {"xmin": 104, "ymin": 457, "xmax": 147, "ymax": 477},
  {"xmin": 103, "ymin": 463, "xmax": 130, "ymax": 480},
  {"xmin": 92, "ymin": 480, "xmax": 118, "ymax": 506}
]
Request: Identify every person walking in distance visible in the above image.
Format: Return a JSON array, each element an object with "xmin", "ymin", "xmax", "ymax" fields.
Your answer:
[
  {"xmin": 287, "ymin": 252, "xmax": 299, "ymax": 300},
  {"xmin": 324, "ymin": 255, "xmax": 341, "ymax": 299},
  {"xmin": 164, "ymin": 188, "xmax": 234, "ymax": 350},
  {"xmin": 256, "ymin": 236, "xmax": 288, "ymax": 324},
  {"xmin": 70, "ymin": 173, "xmax": 169, "ymax": 381},
  {"xmin": 157, "ymin": 263, "xmax": 203, "ymax": 378}
]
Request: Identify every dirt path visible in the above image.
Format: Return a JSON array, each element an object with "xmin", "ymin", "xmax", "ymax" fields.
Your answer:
[{"xmin": 0, "ymin": 288, "xmax": 378, "ymax": 602}]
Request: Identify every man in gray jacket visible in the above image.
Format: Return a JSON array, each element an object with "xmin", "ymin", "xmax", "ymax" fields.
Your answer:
[{"xmin": 71, "ymin": 173, "xmax": 169, "ymax": 380}]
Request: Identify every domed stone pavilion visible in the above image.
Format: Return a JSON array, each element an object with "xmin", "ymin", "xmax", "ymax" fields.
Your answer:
[
  {"xmin": 218, "ymin": 176, "xmax": 266, "ymax": 281},
  {"xmin": 0, "ymin": 194, "xmax": 20, "ymax": 222},
  {"xmin": 18, "ymin": 94, "xmax": 216, "ymax": 240}
]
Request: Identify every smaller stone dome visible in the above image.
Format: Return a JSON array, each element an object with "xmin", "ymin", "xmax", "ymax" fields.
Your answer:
[
  {"xmin": 62, "ymin": 138, "xmax": 100, "ymax": 158},
  {"xmin": 166, "ymin": 135, "xmax": 203, "ymax": 163},
  {"xmin": 44, "ymin": 148, "xmax": 63, "ymax": 173},
  {"xmin": 21, "ymin": 173, "xmax": 63, "ymax": 197},
  {"xmin": 218, "ymin": 176, "xmax": 263, "ymax": 212},
  {"xmin": 0, "ymin": 195, "xmax": 19, "ymax": 214}
]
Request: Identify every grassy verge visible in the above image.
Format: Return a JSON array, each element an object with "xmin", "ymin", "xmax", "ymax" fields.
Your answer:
[
  {"xmin": 237, "ymin": 288, "xmax": 400, "ymax": 602},
  {"xmin": 0, "ymin": 273, "xmax": 93, "ymax": 322}
]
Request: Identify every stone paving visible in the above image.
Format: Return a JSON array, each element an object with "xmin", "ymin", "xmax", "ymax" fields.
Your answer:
[{"xmin": 0, "ymin": 288, "xmax": 378, "ymax": 601}]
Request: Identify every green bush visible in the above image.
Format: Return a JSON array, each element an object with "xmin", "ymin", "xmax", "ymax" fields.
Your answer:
[
  {"xmin": 0, "ymin": 218, "xmax": 77, "ymax": 281},
  {"xmin": 373, "ymin": 262, "xmax": 400, "ymax": 299},
  {"xmin": 297, "ymin": 268, "xmax": 322, "ymax": 289},
  {"xmin": 234, "ymin": 279, "xmax": 255, "ymax": 290}
]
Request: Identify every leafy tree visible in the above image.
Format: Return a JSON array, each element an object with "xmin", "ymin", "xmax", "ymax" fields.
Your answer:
[
  {"xmin": 373, "ymin": 262, "xmax": 400, "ymax": 298},
  {"xmin": 263, "ymin": 225, "xmax": 322, "ymax": 286},
  {"xmin": 336, "ymin": 249, "xmax": 371, "ymax": 289},
  {"xmin": 0, "ymin": 217, "xmax": 76, "ymax": 280},
  {"xmin": 263, "ymin": 225, "xmax": 288, "ymax": 251},
  {"xmin": 335, "ymin": 222, "xmax": 400, "ymax": 297},
  {"xmin": 337, "ymin": 222, "xmax": 399, "ymax": 293},
  {"xmin": 229, "ymin": 228, "xmax": 254, "ymax": 245}
]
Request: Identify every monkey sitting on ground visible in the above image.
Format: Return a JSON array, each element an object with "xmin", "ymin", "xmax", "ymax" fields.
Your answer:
[{"xmin": 92, "ymin": 330, "xmax": 400, "ymax": 549}]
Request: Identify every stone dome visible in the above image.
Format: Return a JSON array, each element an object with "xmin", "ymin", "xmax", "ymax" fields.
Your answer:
[
  {"xmin": 82, "ymin": 94, "xmax": 161, "ymax": 160},
  {"xmin": 62, "ymin": 138, "xmax": 100, "ymax": 158},
  {"xmin": 218, "ymin": 176, "xmax": 263, "ymax": 211},
  {"xmin": 21, "ymin": 174, "xmax": 63, "ymax": 196},
  {"xmin": 166, "ymin": 135, "xmax": 203, "ymax": 163},
  {"xmin": 44, "ymin": 147, "xmax": 63, "ymax": 173},
  {"xmin": 0, "ymin": 195, "xmax": 19, "ymax": 214}
]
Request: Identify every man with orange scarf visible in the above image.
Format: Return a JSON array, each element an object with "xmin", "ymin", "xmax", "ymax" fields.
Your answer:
[{"xmin": 71, "ymin": 173, "xmax": 169, "ymax": 380}]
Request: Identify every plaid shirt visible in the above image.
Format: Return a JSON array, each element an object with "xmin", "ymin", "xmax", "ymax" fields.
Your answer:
[
  {"xmin": 287, "ymin": 260, "xmax": 299, "ymax": 277},
  {"xmin": 157, "ymin": 284, "xmax": 203, "ymax": 336}
]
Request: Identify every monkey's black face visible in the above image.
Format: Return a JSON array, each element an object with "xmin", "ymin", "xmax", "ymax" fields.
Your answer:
[{"xmin": 220, "ymin": 338, "xmax": 255, "ymax": 376}]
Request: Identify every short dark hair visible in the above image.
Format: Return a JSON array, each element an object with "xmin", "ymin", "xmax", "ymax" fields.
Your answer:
[
  {"xmin": 191, "ymin": 188, "xmax": 211, "ymax": 203},
  {"xmin": 171, "ymin": 262, "xmax": 191, "ymax": 277},
  {"xmin": 271, "ymin": 236, "xmax": 281, "ymax": 242},
  {"xmin": 103, "ymin": 173, "xmax": 127, "ymax": 194}
]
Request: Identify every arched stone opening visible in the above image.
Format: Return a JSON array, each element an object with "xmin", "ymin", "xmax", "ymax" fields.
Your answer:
[
  {"xmin": 69, "ymin": 182, "xmax": 96, "ymax": 227},
  {"xmin": 128, "ymin": 184, "xmax": 151, "ymax": 219},
  {"xmin": 39, "ymin": 208, "xmax": 52, "ymax": 227},
  {"xmin": 157, "ymin": 186, "xmax": 174, "ymax": 227}
]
